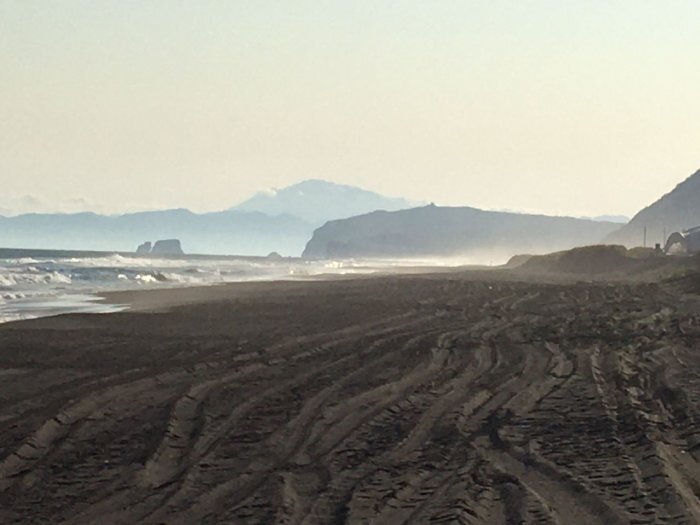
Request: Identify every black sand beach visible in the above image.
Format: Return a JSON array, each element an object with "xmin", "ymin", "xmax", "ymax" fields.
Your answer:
[{"xmin": 1, "ymin": 271, "xmax": 700, "ymax": 524}]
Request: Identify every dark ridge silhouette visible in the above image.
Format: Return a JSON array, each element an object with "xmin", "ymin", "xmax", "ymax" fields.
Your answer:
[{"xmin": 303, "ymin": 205, "xmax": 620, "ymax": 259}]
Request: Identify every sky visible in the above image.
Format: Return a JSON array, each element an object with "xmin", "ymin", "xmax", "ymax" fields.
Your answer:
[{"xmin": 1, "ymin": 1, "xmax": 699, "ymax": 217}]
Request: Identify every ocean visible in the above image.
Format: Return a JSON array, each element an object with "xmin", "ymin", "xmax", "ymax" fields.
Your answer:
[{"xmin": 0, "ymin": 249, "xmax": 389, "ymax": 324}]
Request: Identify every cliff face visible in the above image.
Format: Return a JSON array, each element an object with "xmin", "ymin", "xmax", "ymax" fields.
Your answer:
[
  {"xmin": 151, "ymin": 239, "xmax": 184, "ymax": 255},
  {"xmin": 604, "ymin": 169, "xmax": 700, "ymax": 248},
  {"xmin": 134, "ymin": 239, "xmax": 184, "ymax": 255},
  {"xmin": 136, "ymin": 242, "xmax": 152, "ymax": 254},
  {"xmin": 303, "ymin": 205, "xmax": 620, "ymax": 260}
]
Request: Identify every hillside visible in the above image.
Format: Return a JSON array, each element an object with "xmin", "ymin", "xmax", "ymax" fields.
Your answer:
[
  {"xmin": 303, "ymin": 205, "xmax": 620, "ymax": 261},
  {"xmin": 232, "ymin": 179, "xmax": 419, "ymax": 224},
  {"xmin": 605, "ymin": 169, "xmax": 700, "ymax": 247}
]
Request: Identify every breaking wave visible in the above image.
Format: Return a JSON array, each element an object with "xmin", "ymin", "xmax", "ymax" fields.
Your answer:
[
  {"xmin": 0, "ymin": 250, "xmax": 443, "ymax": 324},
  {"xmin": 0, "ymin": 252, "xmax": 395, "ymax": 324}
]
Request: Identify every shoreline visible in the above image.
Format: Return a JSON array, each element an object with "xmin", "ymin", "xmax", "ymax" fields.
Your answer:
[
  {"xmin": 96, "ymin": 268, "xmax": 462, "ymax": 313},
  {"xmin": 0, "ymin": 246, "xmax": 495, "ymax": 325},
  {"xmin": 0, "ymin": 261, "xmax": 608, "ymax": 326}
]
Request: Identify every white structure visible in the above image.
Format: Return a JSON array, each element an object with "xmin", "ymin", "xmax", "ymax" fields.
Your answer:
[{"xmin": 664, "ymin": 226, "xmax": 700, "ymax": 254}]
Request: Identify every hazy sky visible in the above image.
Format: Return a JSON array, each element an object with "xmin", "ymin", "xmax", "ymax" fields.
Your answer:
[{"xmin": 1, "ymin": 1, "xmax": 699, "ymax": 217}]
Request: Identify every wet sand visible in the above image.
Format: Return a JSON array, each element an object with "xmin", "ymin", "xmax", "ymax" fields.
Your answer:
[{"xmin": 1, "ymin": 271, "xmax": 699, "ymax": 524}]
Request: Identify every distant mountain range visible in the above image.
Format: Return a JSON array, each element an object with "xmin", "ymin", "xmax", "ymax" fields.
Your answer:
[
  {"xmin": 4, "ymin": 173, "xmax": 694, "ymax": 258},
  {"xmin": 604, "ymin": 169, "xmax": 700, "ymax": 247},
  {"xmin": 0, "ymin": 180, "xmax": 419, "ymax": 256},
  {"xmin": 303, "ymin": 205, "xmax": 620, "ymax": 261},
  {"xmin": 0, "ymin": 209, "xmax": 312, "ymax": 256},
  {"xmin": 231, "ymin": 179, "xmax": 420, "ymax": 225}
]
